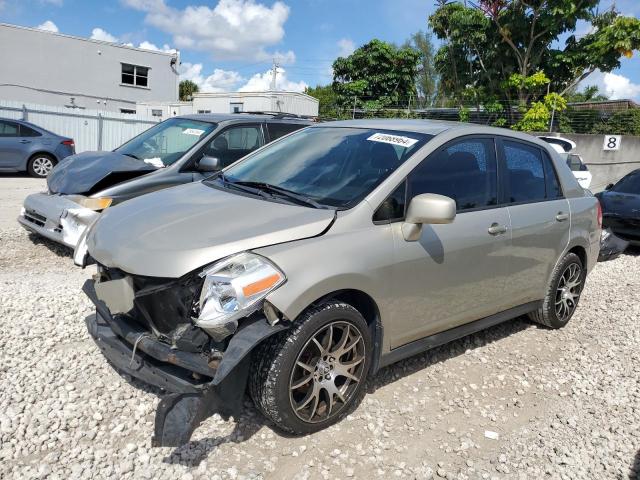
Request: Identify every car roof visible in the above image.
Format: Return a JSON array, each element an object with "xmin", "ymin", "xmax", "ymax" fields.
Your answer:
[
  {"xmin": 178, "ymin": 113, "xmax": 313, "ymax": 125},
  {"xmin": 311, "ymin": 119, "xmax": 560, "ymax": 146}
]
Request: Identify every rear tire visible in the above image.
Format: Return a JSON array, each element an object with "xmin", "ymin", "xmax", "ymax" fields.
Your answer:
[
  {"xmin": 27, "ymin": 154, "xmax": 56, "ymax": 178},
  {"xmin": 529, "ymin": 252, "xmax": 585, "ymax": 329},
  {"xmin": 249, "ymin": 301, "xmax": 372, "ymax": 434}
]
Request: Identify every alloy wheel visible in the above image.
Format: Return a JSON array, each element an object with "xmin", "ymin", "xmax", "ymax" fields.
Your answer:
[
  {"xmin": 555, "ymin": 263, "xmax": 583, "ymax": 321},
  {"xmin": 289, "ymin": 321, "xmax": 366, "ymax": 423},
  {"xmin": 32, "ymin": 157, "xmax": 54, "ymax": 177}
]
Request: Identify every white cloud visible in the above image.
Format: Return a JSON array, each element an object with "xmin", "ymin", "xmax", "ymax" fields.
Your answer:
[
  {"xmin": 582, "ymin": 70, "xmax": 640, "ymax": 101},
  {"xmin": 239, "ymin": 67, "xmax": 307, "ymax": 92},
  {"xmin": 179, "ymin": 62, "xmax": 244, "ymax": 93},
  {"xmin": 138, "ymin": 40, "xmax": 177, "ymax": 53},
  {"xmin": 122, "ymin": 0, "xmax": 293, "ymax": 61},
  {"xmin": 90, "ymin": 27, "xmax": 118, "ymax": 42},
  {"xmin": 35, "ymin": 20, "xmax": 59, "ymax": 32},
  {"xmin": 337, "ymin": 38, "xmax": 355, "ymax": 57}
]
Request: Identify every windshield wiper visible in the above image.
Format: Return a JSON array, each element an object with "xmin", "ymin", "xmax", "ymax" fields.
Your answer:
[
  {"xmin": 214, "ymin": 174, "xmax": 272, "ymax": 199},
  {"xmin": 122, "ymin": 153, "xmax": 140, "ymax": 160},
  {"xmin": 231, "ymin": 181, "xmax": 328, "ymax": 209}
]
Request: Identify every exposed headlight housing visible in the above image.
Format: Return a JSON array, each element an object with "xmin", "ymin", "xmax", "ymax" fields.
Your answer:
[
  {"xmin": 196, "ymin": 252, "xmax": 285, "ymax": 341},
  {"xmin": 68, "ymin": 195, "xmax": 113, "ymax": 211}
]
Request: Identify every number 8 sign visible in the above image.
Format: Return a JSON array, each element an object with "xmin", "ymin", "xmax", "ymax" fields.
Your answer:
[{"xmin": 603, "ymin": 135, "xmax": 621, "ymax": 151}]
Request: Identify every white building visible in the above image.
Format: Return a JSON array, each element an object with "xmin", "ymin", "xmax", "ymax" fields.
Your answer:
[
  {"xmin": 135, "ymin": 101, "xmax": 194, "ymax": 119},
  {"xmin": 192, "ymin": 91, "xmax": 319, "ymax": 117},
  {"xmin": 0, "ymin": 23, "xmax": 179, "ymax": 114}
]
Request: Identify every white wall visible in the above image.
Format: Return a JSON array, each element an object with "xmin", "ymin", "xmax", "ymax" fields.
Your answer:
[
  {"xmin": 193, "ymin": 91, "xmax": 319, "ymax": 117},
  {"xmin": 0, "ymin": 24, "xmax": 179, "ymax": 113}
]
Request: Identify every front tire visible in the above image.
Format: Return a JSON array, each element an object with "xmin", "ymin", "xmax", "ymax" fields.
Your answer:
[
  {"xmin": 529, "ymin": 252, "xmax": 585, "ymax": 329},
  {"xmin": 250, "ymin": 301, "xmax": 372, "ymax": 434},
  {"xmin": 27, "ymin": 154, "xmax": 56, "ymax": 178}
]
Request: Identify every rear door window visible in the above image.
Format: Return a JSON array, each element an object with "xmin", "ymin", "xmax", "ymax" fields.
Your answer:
[
  {"xmin": 19, "ymin": 125, "xmax": 42, "ymax": 137},
  {"xmin": 267, "ymin": 122, "xmax": 307, "ymax": 141},
  {"xmin": 542, "ymin": 152, "xmax": 563, "ymax": 199},
  {"xmin": 503, "ymin": 140, "xmax": 546, "ymax": 203},
  {"xmin": 408, "ymin": 137, "xmax": 498, "ymax": 212}
]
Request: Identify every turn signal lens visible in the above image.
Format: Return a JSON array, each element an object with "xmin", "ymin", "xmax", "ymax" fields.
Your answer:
[
  {"xmin": 69, "ymin": 196, "xmax": 113, "ymax": 211},
  {"xmin": 242, "ymin": 273, "xmax": 283, "ymax": 297}
]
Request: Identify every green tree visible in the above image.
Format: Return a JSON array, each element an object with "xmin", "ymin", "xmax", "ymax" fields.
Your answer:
[
  {"xmin": 404, "ymin": 30, "xmax": 438, "ymax": 106},
  {"xmin": 565, "ymin": 85, "xmax": 608, "ymax": 103},
  {"xmin": 179, "ymin": 80, "xmax": 199, "ymax": 101},
  {"xmin": 332, "ymin": 39, "xmax": 421, "ymax": 111},
  {"xmin": 429, "ymin": 1, "xmax": 640, "ymax": 105},
  {"xmin": 305, "ymin": 85, "xmax": 341, "ymax": 118}
]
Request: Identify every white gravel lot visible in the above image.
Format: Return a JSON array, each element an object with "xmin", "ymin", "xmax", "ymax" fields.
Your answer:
[{"xmin": 0, "ymin": 175, "xmax": 639, "ymax": 480}]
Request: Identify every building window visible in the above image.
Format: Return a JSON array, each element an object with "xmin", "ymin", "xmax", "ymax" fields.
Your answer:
[
  {"xmin": 151, "ymin": 109, "xmax": 163, "ymax": 117},
  {"xmin": 197, "ymin": 110, "xmax": 211, "ymax": 114},
  {"xmin": 121, "ymin": 63, "xmax": 149, "ymax": 87},
  {"xmin": 120, "ymin": 108, "xmax": 136, "ymax": 114},
  {"xmin": 230, "ymin": 102, "xmax": 244, "ymax": 113}
]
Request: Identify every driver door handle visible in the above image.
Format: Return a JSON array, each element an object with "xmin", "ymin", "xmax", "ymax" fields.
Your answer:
[
  {"xmin": 555, "ymin": 212, "xmax": 569, "ymax": 222},
  {"xmin": 488, "ymin": 223, "xmax": 508, "ymax": 235}
]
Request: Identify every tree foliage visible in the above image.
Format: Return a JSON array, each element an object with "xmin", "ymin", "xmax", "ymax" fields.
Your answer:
[
  {"xmin": 429, "ymin": 1, "xmax": 640, "ymax": 104},
  {"xmin": 404, "ymin": 30, "xmax": 439, "ymax": 106},
  {"xmin": 332, "ymin": 39, "xmax": 421, "ymax": 110},
  {"xmin": 305, "ymin": 85, "xmax": 341, "ymax": 118},
  {"xmin": 179, "ymin": 80, "xmax": 199, "ymax": 101}
]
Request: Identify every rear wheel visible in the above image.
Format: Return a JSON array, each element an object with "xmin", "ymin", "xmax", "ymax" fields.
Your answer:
[
  {"xmin": 529, "ymin": 252, "xmax": 585, "ymax": 329},
  {"xmin": 27, "ymin": 154, "xmax": 56, "ymax": 178},
  {"xmin": 249, "ymin": 301, "xmax": 371, "ymax": 434}
]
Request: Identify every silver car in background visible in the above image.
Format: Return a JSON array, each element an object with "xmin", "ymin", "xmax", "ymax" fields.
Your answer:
[{"xmin": 77, "ymin": 120, "xmax": 601, "ymax": 446}]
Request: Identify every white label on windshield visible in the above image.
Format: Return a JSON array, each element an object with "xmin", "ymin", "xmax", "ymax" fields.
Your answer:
[
  {"xmin": 183, "ymin": 128, "xmax": 205, "ymax": 136},
  {"xmin": 367, "ymin": 133, "xmax": 418, "ymax": 148},
  {"xmin": 144, "ymin": 157, "xmax": 164, "ymax": 168}
]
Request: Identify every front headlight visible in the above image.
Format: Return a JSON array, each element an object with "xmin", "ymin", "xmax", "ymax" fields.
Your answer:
[
  {"xmin": 196, "ymin": 252, "xmax": 285, "ymax": 340},
  {"xmin": 68, "ymin": 195, "xmax": 112, "ymax": 211}
]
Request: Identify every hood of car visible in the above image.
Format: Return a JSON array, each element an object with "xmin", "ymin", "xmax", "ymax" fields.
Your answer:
[
  {"xmin": 47, "ymin": 151, "xmax": 158, "ymax": 195},
  {"xmin": 597, "ymin": 191, "xmax": 640, "ymax": 218},
  {"xmin": 87, "ymin": 181, "xmax": 336, "ymax": 278}
]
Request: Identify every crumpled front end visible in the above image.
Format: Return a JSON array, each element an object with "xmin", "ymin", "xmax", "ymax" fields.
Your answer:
[
  {"xmin": 83, "ymin": 265, "xmax": 288, "ymax": 446},
  {"xmin": 18, "ymin": 192, "xmax": 100, "ymax": 248}
]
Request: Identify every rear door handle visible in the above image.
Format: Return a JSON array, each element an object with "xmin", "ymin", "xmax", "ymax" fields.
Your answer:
[
  {"xmin": 488, "ymin": 223, "xmax": 508, "ymax": 235},
  {"xmin": 555, "ymin": 212, "xmax": 569, "ymax": 222},
  {"xmin": 19, "ymin": 139, "xmax": 31, "ymax": 144}
]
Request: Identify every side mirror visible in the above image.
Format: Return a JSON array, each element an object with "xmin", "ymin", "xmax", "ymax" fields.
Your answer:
[
  {"xmin": 402, "ymin": 193, "xmax": 456, "ymax": 241},
  {"xmin": 605, "ymin": 183, "xmax": 614, "ymax": 191},
  {"xmin": 197, "ymin": 155, "xmax": 221, "ymax": 172}
]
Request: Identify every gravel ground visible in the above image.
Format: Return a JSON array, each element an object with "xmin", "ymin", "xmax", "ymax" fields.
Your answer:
[{"xmin": 1, "ymin": 177, "xmax": 639, "ymax": 479}]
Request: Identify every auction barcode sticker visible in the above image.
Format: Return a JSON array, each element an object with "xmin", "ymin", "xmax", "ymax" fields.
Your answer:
[
  {"xmin": 367, "ymin": 132, "xmax": 418, "ymax": 148},
  {"xmin": 183, "ymin": 128, "xmax": 205, "ymax": 136}
]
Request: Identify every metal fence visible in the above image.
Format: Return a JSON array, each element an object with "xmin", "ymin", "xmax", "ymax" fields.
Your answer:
[{"xmin": 0, "ymin": 100, "xmax": 159, "ymax": 153}]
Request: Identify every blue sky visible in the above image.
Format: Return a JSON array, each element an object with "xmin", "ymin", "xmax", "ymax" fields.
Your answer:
[{"xmin": 1, "ymin": 0, "xmax": 639, "ymax": 100}]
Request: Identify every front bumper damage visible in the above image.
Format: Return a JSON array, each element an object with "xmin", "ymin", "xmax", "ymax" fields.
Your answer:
[
  {"xmin": 18, "ymin": 192, "xmax": 99, "ymax": 248},
  {"xmin": 82, "ymin": 279, "xmax": 287, "ymax": 446}
]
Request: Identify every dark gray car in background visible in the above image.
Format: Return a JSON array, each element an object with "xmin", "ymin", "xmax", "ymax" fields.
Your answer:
[
  {"xmin": 18, "ymin": 113, "xmax": 312, "ymax": 248},
  {"xmin": 0, "ymin": 118, "xmax": 75, "ymax": 177}
]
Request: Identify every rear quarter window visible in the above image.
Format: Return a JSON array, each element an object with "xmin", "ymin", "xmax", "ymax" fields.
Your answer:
[{"xmin": 267, "ymin": 122, "xmax": 307, "ymax": 141}]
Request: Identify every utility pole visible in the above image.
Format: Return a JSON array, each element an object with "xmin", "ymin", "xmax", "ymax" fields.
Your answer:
[
  {"xmin": 352, "ymin": 96, "xmax": 357, "ymax": 119},
  {"xmin": 270, "ymin": 59, "xmax": 279, "ymax": 90}
]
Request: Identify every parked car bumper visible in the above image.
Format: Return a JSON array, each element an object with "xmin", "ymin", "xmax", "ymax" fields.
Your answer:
[
  {"xmin": 82, "ymin": 277, "xmax": 288, "ymax": 446},
  {"xmin": 18, "ymin": 193, "xmax": 99, "ymax": 248}
]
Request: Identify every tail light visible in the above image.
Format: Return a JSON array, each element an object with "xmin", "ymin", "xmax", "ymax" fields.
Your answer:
[
  {"xmin": 61, "ymin": 139, "xmax": 75, "ymax": 147},
  {"xmin": 596, "ymin": 200, "xmax": 603, "ymax": 229}
]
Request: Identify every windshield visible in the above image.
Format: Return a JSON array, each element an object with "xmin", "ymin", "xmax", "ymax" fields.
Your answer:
[
  {"xmin": 213, "ymin": 126, "xmax": 431, "ymax": 208},
  {"xmin": 115, "ymin": 118, "xmax": 216, "ymax": 166},
  {"xmin": 612, "ymin": 171, "xmax": 640, "ymax": 194}
]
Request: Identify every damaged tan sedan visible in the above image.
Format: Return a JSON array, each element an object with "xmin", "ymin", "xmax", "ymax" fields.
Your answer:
[{"xmin": 76, "ymin": 120, "xmax": 601, "ymax": 446}]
